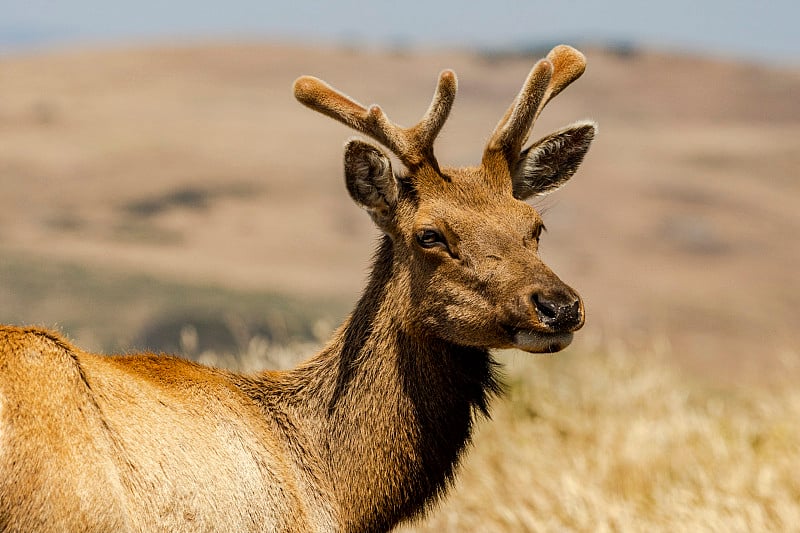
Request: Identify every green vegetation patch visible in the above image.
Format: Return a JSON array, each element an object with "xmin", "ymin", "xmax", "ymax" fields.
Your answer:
[{"xmin": 0, "ymin": 250, "xmax": 347, "ymax": 356}]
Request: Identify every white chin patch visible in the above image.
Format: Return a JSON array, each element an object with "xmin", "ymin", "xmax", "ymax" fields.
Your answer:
[{"xmin": 512, "ymin": 331, "xmax": 574, "ymax": 353}]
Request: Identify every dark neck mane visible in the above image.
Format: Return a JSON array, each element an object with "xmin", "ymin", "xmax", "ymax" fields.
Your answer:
[{"xmin": 245, "ymin": 236, "xmax": 501, "ymax": 531}]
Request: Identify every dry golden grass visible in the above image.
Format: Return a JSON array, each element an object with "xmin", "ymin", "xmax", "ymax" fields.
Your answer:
[{"xmin": 395, "ymin": 341, "xmax": 800, "ymax": 532}]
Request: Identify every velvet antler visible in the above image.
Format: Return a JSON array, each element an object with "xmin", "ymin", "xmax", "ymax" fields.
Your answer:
[
  {"xmin": 294, "ymin": 70, "xmax": 457, "ymax": 171},
  {"xmin": 483, "ymin": 45, "xmax": 587, "ymax": 170}
]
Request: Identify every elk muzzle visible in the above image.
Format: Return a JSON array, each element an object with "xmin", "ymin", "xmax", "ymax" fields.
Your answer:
[
  {"xmin": 531, "ymin": 289, "xmax": 583, "ymax": 332},
  {"xmin": 508, "ymin": 285, "xmax": 584, "ymax": 353}
]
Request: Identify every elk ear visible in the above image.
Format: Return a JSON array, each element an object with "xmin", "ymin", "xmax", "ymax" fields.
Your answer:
[
  {"xmin": 512, "ymin": 120, "xmax": 596, "ymax": 200},
  {"xmin": 344, "ymin": 139, "xmax": 398, "ymax": 228}
]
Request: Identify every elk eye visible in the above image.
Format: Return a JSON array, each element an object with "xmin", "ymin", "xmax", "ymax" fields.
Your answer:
[{"xmin": 416, "ymin": 228, "xmax": 446, "ymax": 249}]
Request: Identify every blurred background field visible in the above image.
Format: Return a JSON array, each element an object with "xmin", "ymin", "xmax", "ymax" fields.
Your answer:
[
  {"xmin": 1, "ymin": 42, "xmax": 797, "ymax": 380},
  {"xmin": 1, "ymin": 1, "xmax": 799, "ymax": 530}
]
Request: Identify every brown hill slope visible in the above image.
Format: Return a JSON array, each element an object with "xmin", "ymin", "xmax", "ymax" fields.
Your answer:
[{"xmin": 0, "ymin": 43, "xmax": 798, "ymax": 381}]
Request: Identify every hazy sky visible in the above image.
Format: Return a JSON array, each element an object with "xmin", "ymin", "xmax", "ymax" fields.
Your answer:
[{"xmin": 1, "ymin": 0, "xmax": 798, "ymax": 65}]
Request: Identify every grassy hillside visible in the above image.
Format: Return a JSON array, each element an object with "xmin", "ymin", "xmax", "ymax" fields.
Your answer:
[{"xmin": 1, "ymin": 43, "xmax": 797, "ymax": 380}]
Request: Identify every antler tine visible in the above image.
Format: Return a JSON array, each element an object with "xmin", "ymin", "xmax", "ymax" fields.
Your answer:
[
  {"xmin": 410, "ymin": 70, "xmax": 458, "ymax": 162},
  {"xmin": 484, "ymin": 45, "xmax": 586, "ymax": 167},
  {"xmin": 485, "ymin": 59, "xmax": 553, "ymax": 161},
  {"xmin": 294, "ymin": 71, "xmax": 457, "ymax": 170},
  {"xmin": 293, "ymin": 76, "xmax": 400, "ymax": 152},
  {"xmin": 536, "ymin": 45, "xmax": 587, "ymax": 121}
]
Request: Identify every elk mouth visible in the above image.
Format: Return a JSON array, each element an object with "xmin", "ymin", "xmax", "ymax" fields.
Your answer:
[{"xmin": 510, "ymin": 329, "xmax": 574, "ymax": 353}]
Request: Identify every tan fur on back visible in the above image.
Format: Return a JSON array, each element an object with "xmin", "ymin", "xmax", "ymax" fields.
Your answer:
[{"xmin": 0, "ymin": 326, "xmax": 331, "ymax": 532}]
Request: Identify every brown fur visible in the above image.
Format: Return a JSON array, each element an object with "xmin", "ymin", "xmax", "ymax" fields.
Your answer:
[{"xmin": 0, "ymin": 45, "xmax": 596, "ymax": 532}]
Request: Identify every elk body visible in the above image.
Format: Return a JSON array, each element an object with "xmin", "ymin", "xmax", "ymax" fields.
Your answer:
[{"xmin": 0, "ymin": 45, "xmax": 595, "ymax": 532}]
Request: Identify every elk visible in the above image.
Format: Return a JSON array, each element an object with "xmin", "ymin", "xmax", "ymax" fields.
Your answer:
[{"xmin": 0, "ymin": 45, "xmax": 595, "ymax": 532}]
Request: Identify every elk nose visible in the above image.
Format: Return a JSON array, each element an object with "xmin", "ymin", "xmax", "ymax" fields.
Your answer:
[{"xmin": 531, "ymin": 291, "xmax": 583, "ymax": 331}]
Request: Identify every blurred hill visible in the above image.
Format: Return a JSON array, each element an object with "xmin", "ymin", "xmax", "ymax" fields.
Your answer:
[{"xmin": 0, "ymin": 43, "xmax": 797, "ymax": 380}]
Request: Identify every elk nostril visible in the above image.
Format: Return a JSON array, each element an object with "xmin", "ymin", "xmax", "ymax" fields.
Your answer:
[{"xmin": 532, "ymin": 293, "xmax": 558, "ymax": 320}]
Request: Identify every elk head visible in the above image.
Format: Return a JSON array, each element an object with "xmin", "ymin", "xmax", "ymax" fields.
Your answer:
[{"xmin": 294, "ymin": 45, "xmax": 595, "ymax": 353}]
